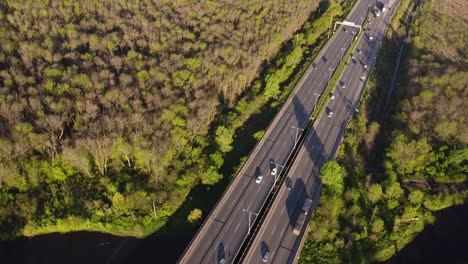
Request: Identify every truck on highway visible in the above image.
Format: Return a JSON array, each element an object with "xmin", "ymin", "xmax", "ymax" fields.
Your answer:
[{"xmin": 292, "ymin": 199, "xmax": 313, "ymax": 235}]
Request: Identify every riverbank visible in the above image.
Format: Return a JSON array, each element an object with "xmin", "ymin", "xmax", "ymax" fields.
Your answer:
[
  {"xmin": 1, "ymin": 204, "xmax": 466, "ymax": 264},
  {"xmin": 384, "ymin": 204, "xmax": 468, "ymax": 264}
]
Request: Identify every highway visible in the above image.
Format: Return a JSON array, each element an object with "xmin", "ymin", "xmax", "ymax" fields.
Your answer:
[
  {"xmin": 178, "ymin": 0, "xmax": 377, "ymax": 263},
  {"xmin": 242, "ymin": 0, "xmax": 398, "ymax": 263}
]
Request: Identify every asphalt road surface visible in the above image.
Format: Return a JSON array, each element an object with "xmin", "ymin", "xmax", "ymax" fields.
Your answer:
[
  {"xmin": 178, "ymin": 0, "xmax": 379, "ymax": 263},
  {"xmin": 242, "ymin": 0, "xmax": 399, "ymax": 263}
]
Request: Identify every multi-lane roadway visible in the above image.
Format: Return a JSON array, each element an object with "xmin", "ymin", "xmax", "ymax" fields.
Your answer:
[
  {"xmin": 178, "ymin": 0, "xmax": 384, "ymax": 263},
  {"xmin": 242, "ymin": 0, "xmax": 398, "ymax": 263}
]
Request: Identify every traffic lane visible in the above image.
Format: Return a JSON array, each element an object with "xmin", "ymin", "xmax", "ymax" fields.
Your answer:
[
  {"xmin": 247, "ymin": 110, "xmax": 336, "ymax": 264},
  {"xmin": 200, "ymin": 140, "xmax": 285, "ymax": 262},
  {"xmin": 241, "ymin": 2, "xmax": 372, "ymax": 262},
  {"xmin": 257, "ymin": 21, "xmax": 372, "ymax": 264},
  {"xmin": 268, "ymin": 127, "xmax": 331, "ymax": 263},
  {"xmin": 207, "ymin": 19, "xmax": 366, "ymax": 264},
  {"xmin": 248, "ymin": 3, "xmax": 399, "ymax": 264},
  {"xmin": 214, "ymin": 139, "xmax": 275, "ymax": 222},
  {"xmin": 213, "ymin": 97, "xmax": 323, "ymax": 262},
  {"xmin": 200, "ymin": 110, "xmax": 304, "ymax": 262},
  {"xmin": 204, "ymin": 158, "xmax": 283, "ymax": 264},
  {"xmin": 348, "ymin": 0, "xmax": 371, "ymax": 25},
  {"xmin": 214, "ymin": 102, "xmax": 304, "ymax": 223},
  {"xmin": 244, "ymin": 117, "xmax": 327, "ymax": 263},
  {"xmin": 247, "ymin": 13, "xmax": 372, "ymax": 262}
]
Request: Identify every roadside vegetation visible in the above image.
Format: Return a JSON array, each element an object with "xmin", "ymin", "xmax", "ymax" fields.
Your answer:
[
  {"xmin": 0, "ymin": 0, "xmax": 357, "ymax": 239},
  {"xmin": 300, "ymin": 0, "xmax": 468, "ymax": 262}
]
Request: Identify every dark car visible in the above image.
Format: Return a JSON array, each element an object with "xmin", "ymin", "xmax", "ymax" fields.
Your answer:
[{"xmin": 323, "ymin": 56, "xmax": 329, "ymax": 64}]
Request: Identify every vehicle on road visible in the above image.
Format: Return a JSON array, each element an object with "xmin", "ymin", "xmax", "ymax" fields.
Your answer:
[
  {"xmin": 262, "ymin": 250, "xmax": 270, "ymax": 262},
  {"xmin": 219, "ymin": 258, "xmax": 225, "ymax": 264},
  {"xmin": 323, "ymin": 56, "xmax": 329, "ymax": 64},
  {"xmin": 313, "ymin": 63, "xmax": 317, "ymax": 69},
  {"xmin": 328, "ymin": 111, "xmax": 333, "ymax": 118},
  {"xmin": 256, "ymin": 174, "xmax": 263, "ymax": 183},
  {"xmin": 360, "ymin": 76, "xmax": 366, "ymax": 81},
  {"xmin": 271, "ymin": 168, "xmax": 277, "ymax": 176},
  {"xmin": 376, "ymin": 11, "xmax": 381, "ymax": 17},
  {"xmin": 369, "ymin": 36, "xmax": 374, "ymax": 40},
  {"xmin": 364, "ymin": 64, "xmax": 368, "ymax": 69},
  {"xmin": 285, "ymin": 177, "xmax": 292, "ymax": 190},
  {"xmin": 357, "ymin": 48, "xmax": 362, "ymax": 54},
  {"xmin": 330, "ymin": 94, "xmax": 335, "ymax": 100},
  {"xmin": 293, "ymin": 199, "xmax": 313, "ymax": 235}
]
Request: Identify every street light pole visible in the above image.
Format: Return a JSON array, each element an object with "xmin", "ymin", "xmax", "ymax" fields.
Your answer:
[
  {"xmin": 328, "ymin": 68, "xmax": 334, "ymax": 86},
  {"xmin": 314, "ymin": 92, "xmax": 320, "ymax": 111},
  {"xmin": 291, "ymin": 126, "xmax": 304, "ymax": 146},
  {"xmin": 242, "ymin": 209, "xmax": 259, "ymax": 235}
]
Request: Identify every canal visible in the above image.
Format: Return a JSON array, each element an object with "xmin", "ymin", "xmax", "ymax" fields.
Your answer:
[{"xmin": 1, "ymin": 204, "xmax": 467, "ymax": 264}]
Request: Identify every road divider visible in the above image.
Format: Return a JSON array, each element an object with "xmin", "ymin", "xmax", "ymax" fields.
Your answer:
[{"xmin": 311, "ymin": 9, "xmax": 373, "ymax": 121}]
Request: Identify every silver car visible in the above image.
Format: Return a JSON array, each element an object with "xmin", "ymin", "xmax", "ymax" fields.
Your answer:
[
  {"xmin": 271, "ymin": 168, "xmax": 277, "ymax": 176},
  {"xmin": 256, "ymin": 174, "xmax": 263, "ymax": 184},
  {"xmin": 262, "ymin": 251, "xmax": 270, "ymax": 262}
]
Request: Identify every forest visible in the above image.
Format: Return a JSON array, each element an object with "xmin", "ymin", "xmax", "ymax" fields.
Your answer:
[
  {"xmin": 300, "ymin": 0, "xmax": 467, "ymax": 262},
  {"xmin": 0, "ymin": 0, "xmax": 325, "ymax": 238}
]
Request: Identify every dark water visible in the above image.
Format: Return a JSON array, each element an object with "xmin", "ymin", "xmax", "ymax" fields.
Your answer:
[
  {"xmin": 1, "ymin": 204, "xmax": 467, "ymax": 264},
  {"xmin": 384, "ymin": 204, "xmax": 468, "ymax": 264},
  {"xmin": 0, "ymin": 229, "xmax": 193, "ymax": 264}
]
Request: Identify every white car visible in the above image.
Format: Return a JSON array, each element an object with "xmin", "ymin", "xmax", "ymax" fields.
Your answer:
[
  {"xmin": 360, "ymin": 76, "xmax": 366, "ymax": 81},
  {"xmin": 364, "ymin": 64, "xmax": 368, "ymax": 69},
  {"xmin": 376, "ymin": 11, "xmax": 381, "ymax": 17},
  {"xmin": 262, "ymin": 251, "xmax": 270, "ymax": 262},
  {"xmin": 328, "ymin": 111, "xmax": 334, "ymax": 118},
  {"xmin": 330, "ymin": 94, "xmax": 335, "ymax": 100},
  {"xmin": 271, "ymin": 168, "xmax": 277, "ymax": 176},
  {"xmin": 256, "ymin": 174, "xmax": 263, "ymax": 183},
  {"xmin": 369, "ymin": 36, "xmax": 374, "ymax": 41}
]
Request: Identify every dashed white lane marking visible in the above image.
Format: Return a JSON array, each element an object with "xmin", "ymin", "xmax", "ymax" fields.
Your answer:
[
  {"xmin": 281, "ymin": 206, "xmax": 286, "ymax": 215},
  {"xmin": 271, "ymin": 225, "xmax": 277, "ymax": 234},
  {"xmin": 234, "ymin": 223, "xmax": 241, "ymax": 232}
]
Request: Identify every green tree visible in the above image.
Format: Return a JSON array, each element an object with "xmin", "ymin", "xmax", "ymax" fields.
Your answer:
[
  {"xmin": 187, "ymin": 208, "xmax": 202, "ymax": 224},
  {"xmin": 253, "ymin": 130, "xmax": 265, "ymax": 141},
  {"xmin": 372, "ymin": 218, "xmax": 385, "ymax": 233},
  {"xmin": 368, "ymin": 183, "xmax": 383, "ymax": 203},
  {"xmin": 386, "ymin": 133, "xmax": 434, "ymax": 177},
  {"xmin": 262, "ymin": 74, "xmax": 280, "ymax": 102},
  {"xmin": 320, "ymin": 161, "xmax": 344, "ymax": 194},
  {"xmin": 408, "ymin": 190, "xmax": 424, "ymax": 205},
  {"xmin": 215, "ymin": 126, "xmax": 233, "ymax": 153},
  {"xmin": 200, "ymin": 167, "xmax": 222, "ymax": 185}
]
